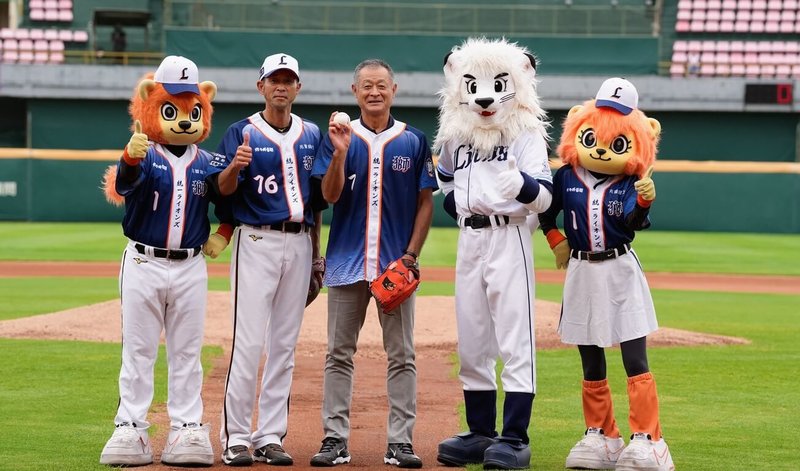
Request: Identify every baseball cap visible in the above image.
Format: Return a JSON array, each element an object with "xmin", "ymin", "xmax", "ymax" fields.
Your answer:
[
  {"xmin": 595, "ymin": 77, "xmax": 638, "ymax": 115},
  {"xmin": 154, "ymin": 55, "xmax": 200, "ymax": 95},
  {"xmin": 259, "ymin": 53, "xmax": 300, "ymax": 81}
]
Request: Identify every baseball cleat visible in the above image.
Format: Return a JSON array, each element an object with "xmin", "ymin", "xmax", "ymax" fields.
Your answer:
[
  {"xmin": 253, "ymin": 442, "xmax": 294, "ymax": 466},
  {"xmin": 161, "ymin": 423, "xmax": 214, "ymax": 466},
  {"xmin": 222, "ymin": 444, "xmax": 253, "ymax": 466},
  {"xmin": 565, "ymin": 427, "xmax": 625, "ymax": 469},
  {"xmin": 482, "ymin": 437, "xmax": 531, "ymax": 470},
  {"xmin": 615, "ymin": 433, "xmax": 675, "ymax": 471},
  {"xmin": 437, "ymin": 431, "xmax": 495, "ymax": 466},
  {"xmin": 384, "ymin": 442, "xmax": 422, "ymax": 468},
  {"xmin": 310, "ymin": 437, "xmax": 351, "ymax": 466},
  {"xmin": 99, "ymin": 422, "xmax": 153, "ymax": 466}
]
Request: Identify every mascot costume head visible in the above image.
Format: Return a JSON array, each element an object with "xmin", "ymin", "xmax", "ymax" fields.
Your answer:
[
  {"xmin": 558, "ymin": 77, "xmax": 660, "ymax": 178},
  {"xmin": 434, "ymin": 37, "xmax": 549, "ymax": 156},
  {"xmin": 102, "ymin": 55, "xmax": 217, "ymax": 204}
]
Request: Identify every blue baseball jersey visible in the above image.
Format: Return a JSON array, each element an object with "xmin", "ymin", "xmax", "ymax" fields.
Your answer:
[
  {"xmin": 116, "ymin": 143, "xmax": 224, "ymax": 249},
  {"xmin": 313, "ymin": 117, "xmax": 438, "ymax": 286},
  {"xmin": 216, "ymin": 112, "xmax": 321, "ymax": 226},
  {"xmin": 540, "ymin": 165, "xmax": 650, "ymax": 252}
]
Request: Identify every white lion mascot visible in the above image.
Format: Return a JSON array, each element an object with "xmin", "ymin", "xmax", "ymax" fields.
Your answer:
[{"xmin": 434, "ymin": 37, "xmax": 553, "ymax": 470}]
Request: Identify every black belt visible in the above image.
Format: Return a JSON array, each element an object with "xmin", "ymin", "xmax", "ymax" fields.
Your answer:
[
  {"xmin": 135, "ymin": 243, "xmax": 201, "ymax": 260},
  {"xmin": 268, "ymin": 221, "xmax": 309, "ymax": 234},
  {"xmin": 571, "ymin": 243, "xmax": 631, "ymax": 262},
  {"xmin": 463, "ymin": 214, "xmax": 510, "ymax": 229}
]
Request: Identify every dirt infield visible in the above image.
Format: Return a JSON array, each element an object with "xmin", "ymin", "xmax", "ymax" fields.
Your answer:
[{"xmin": 0, "ymin": 261, "xmax": 767, "ymax": 470}]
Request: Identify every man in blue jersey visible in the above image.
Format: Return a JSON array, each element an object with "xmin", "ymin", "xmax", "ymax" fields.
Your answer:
[
  {"xmin": 212, "ymin": 53, "xmax": 328, "ymax": 467},
  {"xmin": 310, "ymin": 59, "xmax": 437, "ymax": 468}
]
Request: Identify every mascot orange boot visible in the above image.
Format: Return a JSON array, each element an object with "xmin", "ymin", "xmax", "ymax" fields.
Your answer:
[
  {"xmin": 99, "ymin": 56, "xmax": 226, "ymax": 467},
  {"xmin": 539, "ymin": 78, "xmax": 675, "ymax": 471}
]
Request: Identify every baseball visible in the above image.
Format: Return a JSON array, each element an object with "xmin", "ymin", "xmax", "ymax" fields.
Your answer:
[{"xmin": 333, "ymin": 112, "xmax": 351, "ymax": 126}]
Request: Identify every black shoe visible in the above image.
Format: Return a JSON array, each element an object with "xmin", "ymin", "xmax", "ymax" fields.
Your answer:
[
  {"xmin": 384, "ymin": 443, "xmax": 422, "ymax": 468},
  {"xmin": 437, "ymin": 432, "xmax": 495, "ymax": 466},
  {"xmin": 253, "ymin": 443, "xmax": 293, "ymax": 466},
  {"xmin": 310, "ymin": 437, "xmax": 351, "ymax": 467},
  {"xmin": 222, "ymin": 445, "xmax": 253, "ymax": 467},
  {"xmin": 483, "ymin": 437, "xmax": 531, "ymax": 470}
]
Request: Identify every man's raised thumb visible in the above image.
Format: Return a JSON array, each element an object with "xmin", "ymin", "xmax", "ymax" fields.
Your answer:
[{"xmin": 242, "ymin": 131, "xmax": 250, "ymax": 147}]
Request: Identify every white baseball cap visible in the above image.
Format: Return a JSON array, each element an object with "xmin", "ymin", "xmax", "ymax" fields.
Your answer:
[
  {"xmin": 154, "ymin": 55, "xmax": 200, "ymax": 95},
  {"xmin": 259, "ymin": 53, "xmax": 300, "ymax": 81},
  {"xmin": 595, "ymin": 77, "xmax": 638, "ymax": 115}
]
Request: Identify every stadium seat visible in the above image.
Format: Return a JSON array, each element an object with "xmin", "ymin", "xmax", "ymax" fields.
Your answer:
[
  {"xmin": 57, "ymin": 10, "xmax": 73, "ymax": 22},
  {"xmin": 30, "ymin": 9, "xmax": 45, "ymax": 21},
  {"xmin": 758, "ymin": 41, "xmax": 773, "ymax": 52},
  {"xmin": 676, "ymin": 20, "xmax": 690, "ymax": 31},
  {"xmin": 44, "ymin": 10, "xmax": 58, "ymax": 21},
  {"xmin": 715, "ymin": 63, "xmax": 732, "ymax": 75},
  {"xmin": 692, "ymin": 10, "xmax": 707, "ymax": 21},
  {"xmin": 780, "ymin": 21, "xmax": 795, "ymax": 32},
  {"xmin": 737, "ymin": 0, "xmax": 752, "ymax": 8},
  {"xmin": 49, "ymin": 50, "xmax": 64, "ymax": 63},
  {"xmin": 730, "ymin": 63, "xmax": 746, "ymax": 76},
  {"xmin": 785, "ymin": 0, "xmax": 799, "ymax": 8},
  {"xmin": 766, "ymin": 11, "xmax": 781, "ymax": 22},
  {"xmin": 677, "ymin": 0, "xmax": 693, "ymax": 8},
  {"xmin": 72, "ymin": 30, "xmax": 88, "ymax": 42},
  {"xmin": 58, "ymin": 0, "xmax": 72, "ymax": 9},
  {"xmin": 29, "ymin": 29, "xmax": 44, "ymax": 40},
  {"xmin": 785, "ymin": 41, "xmax": 799, "ymax": 53},
  {"xmin": 730, "ymin": 51, "xmax": 745, "ymax": 63},
  {"xmin": 717, "ymin": 51, "xmax": 731, "ymax": 63},
  {"xmin": 766, "ymin": 0, "xmax": 782, "ymax": 9},
  {"xmin": 752, "ymin": 0, "xmax": 767, "ymax": 8},
  {"xmin": 690, "ymin": 20, "xmax": 706, "ymax": 31},
  {"xmin": 702, "ymin": 40, "xmax": 717, "ymax": 51},
  {"xmin": 0, "ymin": 28, "xmax": 13, "ymax": 40},
  {"xmin": 775, "ymin": 64, "xmax": 791, "ymax": 77},
  {"xmin": 765, "ymin": 21, "xmax": 780, "ymax": 32},
  {"xmin": 737, "ymin": 10, "xmax": 752, "ymax": 22},
  {"xmin": 752, "ymin": 10, "xmax": 767, "ymax": 22},
  {"xmin": 674, "ymin": 40, "xmax": 688, "ymax": 52},
  {"xmin": 14, "ymin": 29, "xmax": 30, "ymax": 40},
  {"xmin": 694, "ymin": 0, "xmax": 708, "ymax": 8},
  {"xmin": 58, "ymin": 29, "xmax": 72, "ymax": 41},
  {"xmin": 722, "ymin": 0, "xmax": 737, "ymax": 8},
  {"xmin": 670, "ymin": 63, "xmax": 687, "ymax": 77},
  {"xmin": 44, "ymin": 0, "xmax": 57, "ymax": 9},
  {"xmin": 44, "ymin": 29, "xmax": 58, "ymax": 40},
  {"xmin": 34, "ymin": 51, "xmax": 49, "ymax": 63},
  {"xmin": 705, "ymin": 20, "xmax": 720, "ymax": 31},
  {"xmin": 721, "ymin": 10, "xmax": 736, "ymax": 21},
  {"xmin": 745, "ymin": 64, "xmax": 761, "ymax": 77},
  {"xmin": 672, "ymin": 51, "xmax": 689, "ymax": 63},
  {"xmin": 720, "ymin": 20, "xmax": 735, "ymax": 31},
  {"xmin": 678, "ymin": 10, "xmax": 692, "ymax": 21},
  {"xmin": 708, "ymin": 0, "xmax": 723, "ymax": 7},
  {"xmin": 49, "ymin": 40, "xmax": 64, "ymax": 52},
  {"xmin": 750, "ymin": 21, "xmax": 765, "ymax": 33},
  {"xmin": 791, "ymin": 64, "xmax": 800, "ymax": 77},
  {"xmin": 730, "ymin": 40, "xmax": 745, "ymax": 51},
  {"xmin": 33, "ymin": 39, "xmax": 48, "ymax": 51},
  {"xmin": 707, "ymin": 10, "xmax": 722, "ymax": 21},
  {"xmin": 760, "ymin": 64, "xmax": 776, "ymax": 77},
  {"xmin": 716, "ymin": 40, "xmax": 732, "ymax": 52},
  {"xmin": 734, "ymin": 20, "xmax": 750, "ymax": 31}
]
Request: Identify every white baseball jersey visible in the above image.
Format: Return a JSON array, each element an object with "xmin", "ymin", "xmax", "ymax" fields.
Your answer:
[{"xmin": 436, "ymin": 130, "xmax": 552, "ymax": 395}]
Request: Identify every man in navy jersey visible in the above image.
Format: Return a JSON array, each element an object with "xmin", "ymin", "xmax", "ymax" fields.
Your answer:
[
  {"xmin": 309, "ymin": 59, "xmax": 437, "ymax": 468},
  {"xmin": 213, "ymin": 53, "xmax": 327, "ymax": 467}
]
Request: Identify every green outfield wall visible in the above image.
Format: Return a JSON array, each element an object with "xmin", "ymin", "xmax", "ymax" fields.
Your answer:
[{"xmin": 1, "ymin": 152, "xmax": 797, "ymax": 233}]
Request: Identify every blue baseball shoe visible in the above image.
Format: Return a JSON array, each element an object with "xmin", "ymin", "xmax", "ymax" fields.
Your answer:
[
  {"xmin": 437, "ymin": 432, "xmax": 495, "ymax": 466},
  {"xmin": 483, "ymin": 437, "xmax": 531, "ymax": 470}
]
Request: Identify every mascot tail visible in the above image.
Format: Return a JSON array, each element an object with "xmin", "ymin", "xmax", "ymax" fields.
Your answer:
[{"xmin": 101, "ymin": 164, "xmax": 125, "ymax": 206}]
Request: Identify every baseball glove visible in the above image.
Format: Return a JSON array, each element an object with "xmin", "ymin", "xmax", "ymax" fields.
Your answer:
[
  {"xmin": 306, "ymin": 257, "xmax": 325, "ymax": 307},
  {"xmin": 369, "ymin": 257, "xmax": 419, "ymax": 314}
]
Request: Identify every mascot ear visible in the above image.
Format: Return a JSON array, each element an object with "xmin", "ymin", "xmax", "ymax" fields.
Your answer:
[
  {"xmin": 648, "ymin": 117, "xmax": 662, "ymax": 138},
  {"xmin": 443, "ymin": 51, "xmax": 453, "ymax": 68},
  {"xmin": 443, "ymin": 49, "xmax": 462, "ymax": 81},
  {"xmin": 199, "ymin": 81, "xmax": 217, "ymax": 101},
  {"xmin": 567, "ymin": 104, "xmax": 584, "ymax": 117},
  {"xmin": 525, "ymin": 53, "xmax": 537, "ymax": 70},
  {"xmin": 138, "ymin": 79, "xmax": 157, "ymax": 101}
]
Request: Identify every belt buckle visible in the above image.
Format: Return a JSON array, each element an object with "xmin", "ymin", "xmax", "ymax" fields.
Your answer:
[
  {"xmin": 586, "ymin": 251, "xmax": 602, "ymax": 263},
  {"xmin": 167, "ymin": 249, "xmax": 187, "ymax": 260},
  {"xmin": 469, "ymin": 214, "xmax": 488, "ymax": 229}
]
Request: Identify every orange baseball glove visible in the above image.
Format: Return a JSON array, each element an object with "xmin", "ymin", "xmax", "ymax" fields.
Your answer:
[{"xmin": 369, "ymin": 257, "xmax": 419, "ymax": 314}]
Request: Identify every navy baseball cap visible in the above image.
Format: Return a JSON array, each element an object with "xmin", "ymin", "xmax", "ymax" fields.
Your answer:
[
  {"xmin": 595, "ymin": 77, "xmax": 638, "ymax": 115},
  {"xmin": 260, "ymin": 53, "xmax": 300, "ymax": 81},
  {"xmin": 154, "ymin": 55, "xmax": 200, "ymax": 95}
]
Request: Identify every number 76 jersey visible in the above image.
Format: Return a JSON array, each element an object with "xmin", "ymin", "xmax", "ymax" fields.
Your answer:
[{"xmin": 215, "ymin": 112, "xmax": 322, "ymax": 226}]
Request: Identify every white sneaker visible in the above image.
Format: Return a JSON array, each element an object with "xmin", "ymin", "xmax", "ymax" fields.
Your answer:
[
  {"xmin": 99, "ymin": 422, "xmax": 153, "ymax": 466},
  {"xmin": 615, "ymin": 433, "xmax": 675, "ymax": 471},
  {"xmin": 565, "ymin": 427, "xmax": 625, "ymax": 469},
  {"xmin": 161, "ymin": 422, "xmax": 214, "ymax": 466}
]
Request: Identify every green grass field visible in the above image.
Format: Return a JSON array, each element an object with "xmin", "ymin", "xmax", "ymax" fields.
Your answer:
[{"xmin": 0, "ymin": 222, "xmax": 798, "ymax": 470}]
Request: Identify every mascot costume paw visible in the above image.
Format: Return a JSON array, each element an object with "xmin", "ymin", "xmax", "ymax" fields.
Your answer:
[
  {"xmin": 98, "ymin": 56, "xmax": 222, "ymax": 467},
  {"xmin": 433, "ymin": 37, "xmax": 554, "ymax": 470},
  {"xmin": 538, "ymin": 78, "xmax": 675, "ymax": 471}
]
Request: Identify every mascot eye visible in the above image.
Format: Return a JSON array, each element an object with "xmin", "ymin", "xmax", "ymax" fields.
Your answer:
[
  {"xmin": 190, "ymin": 104, "xmax": 202, "ymax": 122},
  {"xmin": 494, "ymin": 79, "xmax": 507, "ymax": 93},
  {"xmin": 579, "ymin": 128, "xmax": 596, "ymax": 148},
  {"xmin": 611, "ymin": 135, "xmax": 631, "ymax": 154},
  {"xmin": 160, "ymin": 103, "xmax": 178, "ymax": 121},
  {"xmin": 465, "ymin": 79, "xmax": 477, "ymax": 95}
]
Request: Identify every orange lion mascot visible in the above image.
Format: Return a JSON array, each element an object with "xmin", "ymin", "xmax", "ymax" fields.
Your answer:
[{"xmin": 539, "ymin": 77, "xmax": 675, "ymax": 471}]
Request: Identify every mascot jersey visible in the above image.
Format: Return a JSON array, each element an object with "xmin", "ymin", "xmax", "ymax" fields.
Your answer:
[
  {"xmin": 436, "ymin": 130, "xmax": 552, "ymax": 217},
  {"xmin": 216, "ymin": 112, "xmax": 321, "ymax": 226},
  {"xmin": 117, "ymin": 143, "xmax": 224, "ymax": 249},
  {"xmin": 541, "ymin": 165, "xmax": 651, "ymax": 252},
  {"xmin": 313, "ymin": 117, "xmax": 438, "ymax": 286}
]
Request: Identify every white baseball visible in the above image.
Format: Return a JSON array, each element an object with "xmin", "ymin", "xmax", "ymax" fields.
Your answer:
[{"xmin": 333, "ymin": 112, "xmax": 351, "ymax": 126}]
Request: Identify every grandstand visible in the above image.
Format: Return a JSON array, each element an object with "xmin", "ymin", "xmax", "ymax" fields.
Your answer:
[{"xmin": 0, "ymin": 0, "xmax": 797, "ymax": 232}]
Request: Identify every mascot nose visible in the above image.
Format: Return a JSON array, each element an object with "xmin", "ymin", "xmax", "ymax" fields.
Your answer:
[
  {"xmin": 178, "ymin": 120, "xmax": 192, "ymax": 130},
  {"xmin": 475, "ymin": 97, "xmax": 495, "ymax": 109},
  {"xmin": 596, "ymin": 148, "xmax": 606, "ymax": 156}
]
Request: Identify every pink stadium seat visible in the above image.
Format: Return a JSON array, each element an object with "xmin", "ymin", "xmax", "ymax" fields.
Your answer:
[
  {"xmin": 765, "ymin": 21, "xmax": 780, "ymax": 32},
  {"xmin": 2, "ymin": 38, "xmax": 18, "ymax": 50},
  {"xmin": 737, "ymin": 10, "xmax": 752, "ymax": 21},
  {"xmin": 44, "ymin": 0, "xmax": 57, "ymax": 9},
  {"xmin": 730, "ymin": 40, "xmax": 745, "ymax": 51},
  {"xmin": 784, "ymin": 0, "xmax": 798, "ymax": 8},
  {"xmin": 72, "ymin": 30, "xmax": 88, "ymax": 42},
  {"xmin": 752, "ymin": 0, "xmax": 768, "ymax": 8},
  {"xmin": 791, "ymin": 64, "xmax": 800, "ymax": 77},
  {"xmin": 674, "ymin": 40, "xmax": 689, "ymax": 52},
  {"xmin": 721, "ymin": 10, "xmax": 736, "ymax": 21},
  {"xmin": 717, "ymin": 52, "xmax": 731, "ymax": 63},
  {"xmin": 775, "ymin": 64, "xmax": 792, "ymax": 77},
  {"xmin": 29, "ymin": 29, "xmax": 44, "ymax": 40},
  {"xmin": 745, "ymin": 64, "xmax": 761, "ymax": 77},
  {"xmin": 49, "ymin": 40, "xmax": 65, "ymax": 52},
  {"xmin": 766, "ymin": 11, "xmax": 781, "ymax": 22},
  {"xmin": 29, "ymin": 0, "xmax": 44, "ymax": 9},
  {"xmin": 730, "ymin": 63, "xmax": 746, "ymax": 76},
  {"xmin": 705, "ymin": 20, "xmax": 721, "ymax": 31},
  {"xmin": 781, "ymin": 11, "xmax": 796, "ymax": 22},
  {"xmin": 734, "ymin": 20, "xmax": 750, "ymax": 31},
  {"xmin": 34, "ymin": 51, "xmax": 49, "ymax": 63},
  {"xmin": 690, "ymin": 20, "xmax": 706, "ymax": 31},
  {"xmin": 676, "ymin": 20, "xmax": 690, "ymax": 32},
  {"xmin": 767, "ymin": 0, "xmax": 782, "ymax": 9},
  {"xmin": 670, "ymin": 63, "xmax": 687, "ymax": 77},
  {"xmin": 785, "ymin": 42, "xmax": 799, "ymax": 53},
  {"xmin": 0, "ymin": 28, "xmax": 13, "ymax": 39},
  {"xmin": 750, "ymin": 21, "xmax": 766, "ymax": 32},
  {"xmin": 758, "ymin": 41, "xmax": 773, "ymax": 52},
  {"xmin": 722, "ymin": 0, "xmax": 737, "ymax": 8},
  {"xmin": 58, "ymin": 0, "xmax": 72, "ymax": 9},
  {"xmin": 701, "ymin": 51, "xmax": 716, "ymax": 63},
  {"xmin": 694, "ymin": 0, "xmax": 708, "ymax": 8},
  {"xmin": 737, "ymin": 0, "xmax": 752, "ymax": 7},
  {"xmin": 672, "ymin": 51, "xmax": 689, "ymax": 63},
  {"xmin": 715, "ymin": 63, "xmax": 732, "ymax": 75},
  {"xmin": 700, "ymin": 64, "xmax": 716, "ymax": 76},
  {"xmin": 744, "ymin": 51, "xmax": 759, "ymax": 63},
  {"xmin": 760, "ymin": 64, "xmax": 776, "ymax": 77},
  {"xmin": 730, "ymin": 51, "xmax": 745, "ymax": 63},
  {"xmin": 692, "ymin": 10, "xmax": 707, "ymax": 21},
  {"xmin": 33, "ymin": 39, "xmax": 48, "ymax": 51},
  {"xmin": 30, "ymin": 9, "xmax": 45, "ymax": 21},
  {"xmin": 780, "ymin": 21, "xmax": 795, "ymax": 32},
  {"xmin": 687, "ymin": 40, "xmax": 703, "ymax": 52},
  {"xmin": 796, "ymin": 21, "xmax": 800, "ymax": 33},
  {"xmin": 771, "ymin": 40, "xmax": 786, "ymax": 52},
  {"xmin": 14, "ymin": 29, "xmax": 30, "ymax": 40},
  {"xmin": 44, "ymin": 10, "xmax": 58, "ymax": 21},
  {"xmin": 57, "ymin": 10, "xmax": 73, "ymax": 22},
  {"xmin": 58, "ymin": 29, "xmax": 72, "ymax": 41},
  {"xmin": 49, "ymin": 51, "xmax": 64, "ymax": 63},
  {"xmin": 707, "ymin": 10, "xmax": 722, "ymax": 21},
  {"xmin": 678, "ymin": 0, "xmax": 693, "ymax": 8},
  {"xmin": 708, "ymin": 0, "xmax": 722, "ymax": 7},
  {"xmin": 720, "ymin": 20, "xmax": 735, "ymax": 31},
  {"xmin": 715, "ymin": 40, "xmax": 731, "ymax": 52},
  {"xmin": 3, "ymin": 50, "xmax": 19, "ymax": 63},
  {"xmin": 44, "ymin": 29, "xmax": 58, "ymax": 40},
  {"xmin": 678, "ymin": 10, "xmax": 692, "ymax": 21},
  {"xmin": 752, "ymin": 10, "xmax": 767, "ymax": 21}
]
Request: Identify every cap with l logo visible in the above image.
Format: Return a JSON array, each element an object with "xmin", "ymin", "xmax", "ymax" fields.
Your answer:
[
  {"xmin": 259, "ymin": 53, "xmax": 300, "ymax": 81},
  {"xmin": 154, "ymin": 55, "xmax": 200, "ymax": 95},
  {"xmin": 595, "ymin": 77, "xmax": 638, "ymax": 115}
]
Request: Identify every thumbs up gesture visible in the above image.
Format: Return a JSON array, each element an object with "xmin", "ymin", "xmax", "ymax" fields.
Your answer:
[
  {"xmin": 497, "ymin": 155, "xmax": 525, "ymax": 200},
  {"xmin": 634, "ymin": 165, "xmax": 656, "ymax": 201},
  {"xmin": 126, "ymin": 120, "xmax": 149, "ymax": 159},
  {"xmin": 233, "ymin": 131, "xmax": 253, "ymax": 170}
]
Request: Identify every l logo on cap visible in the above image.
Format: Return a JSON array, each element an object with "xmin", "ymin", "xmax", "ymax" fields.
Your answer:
[
  {"xmin": 611, "ymin": 87, "xmax": 623, "ymax": 98},
  {"xmin": 180, "ymin": 68, "xmax": 189, "ymax": 80},
  {"xmin": 279, "ymin": 55, "xmax": 288, "ymax": 65}
]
